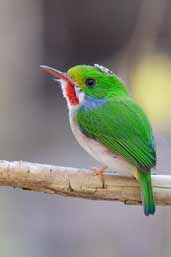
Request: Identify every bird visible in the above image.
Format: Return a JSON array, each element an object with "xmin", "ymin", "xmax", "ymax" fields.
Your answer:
[{"xmin": 40, "ymin": 64, "xmax": 156, "ymax": 216}]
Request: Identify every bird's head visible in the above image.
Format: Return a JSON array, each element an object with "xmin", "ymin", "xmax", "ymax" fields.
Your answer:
[{"xmin": 40, "ymin": 64, "xmax": 128, "ymax": 108}]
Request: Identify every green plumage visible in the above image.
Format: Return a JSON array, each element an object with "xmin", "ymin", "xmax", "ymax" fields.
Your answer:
[
  {"xmin": 77, "ymin": 97, "xmax": 156, "ymax": 215},
  {"xmin": 137, "ymin": 169, "xmax": 155, "ymax": 215},
  {"xmin": 77, "ymin": 97, "xmax": 156, "ymax": 171},
  {"xmin": 69, "ymin": 65, "xmax": 157, "ymax": 215},
  {"xmin": 77, "ymin": 96, "xmax": 156, "ymax": 215},
  {"xmin": 42, "ymin": 64, "xmax": 157, "ymax": 215}
]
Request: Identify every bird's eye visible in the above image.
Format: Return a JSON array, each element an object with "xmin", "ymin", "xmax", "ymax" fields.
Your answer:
[{"xmin": 85, "ymin": 78, "xmax": 96, "ymax": 87}]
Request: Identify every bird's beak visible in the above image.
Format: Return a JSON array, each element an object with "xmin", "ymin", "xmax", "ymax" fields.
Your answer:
[{"xmin": 40, "ymin": 65, "xmax": 74, "ymax": 85}]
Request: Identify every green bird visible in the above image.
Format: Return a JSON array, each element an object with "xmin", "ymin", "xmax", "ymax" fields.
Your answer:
[{"xmin": 41, "ymin": 64, "xmax": 156, "ymax": 216}]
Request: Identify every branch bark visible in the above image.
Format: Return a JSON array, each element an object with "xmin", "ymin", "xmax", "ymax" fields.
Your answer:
[{"xmin": 0, "ymin": 160, "xmax": 170, "ymax": 205}]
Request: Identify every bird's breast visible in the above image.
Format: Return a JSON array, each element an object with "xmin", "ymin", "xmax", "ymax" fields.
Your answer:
[{"xmin": 68, "ymin": 107, "xmax": 134, "ymax": 176}]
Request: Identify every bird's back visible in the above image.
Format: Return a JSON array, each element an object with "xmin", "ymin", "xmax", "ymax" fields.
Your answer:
[{"xmin": 76, "ymin": 96, "xmax": 156, "ymax": 172}]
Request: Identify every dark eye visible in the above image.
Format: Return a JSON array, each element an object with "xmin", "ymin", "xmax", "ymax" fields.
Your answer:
[{"xmin": 85, "ymin": 78, "xmax": 96, "ymax": 87}]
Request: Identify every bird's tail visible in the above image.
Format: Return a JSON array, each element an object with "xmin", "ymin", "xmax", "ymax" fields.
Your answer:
[{"xmin": 137, "ymin": 168, "xmax": 155, "ymax": 216}]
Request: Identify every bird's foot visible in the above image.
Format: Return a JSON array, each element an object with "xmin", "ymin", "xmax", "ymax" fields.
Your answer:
[{"xmin": 91, "ymin": 166, "xmax": 107, "ymax": 176}]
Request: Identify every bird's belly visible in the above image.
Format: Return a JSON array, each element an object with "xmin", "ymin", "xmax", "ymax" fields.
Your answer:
[{"xmin": 69, "ymin": 110, "xmax": 134, "ymax": 176}]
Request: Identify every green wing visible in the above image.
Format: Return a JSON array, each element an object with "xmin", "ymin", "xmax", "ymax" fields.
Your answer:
[{"xmin": 77, "ymin": 97, "xmax": 156, "ymax": 171}]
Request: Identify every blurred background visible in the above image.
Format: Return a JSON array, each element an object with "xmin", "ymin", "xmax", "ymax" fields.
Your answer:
[{"xmin": 0, "ymin": 0, "xmax": 171, "ymax": 256}]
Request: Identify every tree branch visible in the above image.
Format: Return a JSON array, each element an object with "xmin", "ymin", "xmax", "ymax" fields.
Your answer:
[{"xmin": 0, "ymin": 160, "xmax": 169, "ymax": 205}]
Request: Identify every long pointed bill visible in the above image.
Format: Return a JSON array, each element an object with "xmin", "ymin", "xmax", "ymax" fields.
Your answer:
[
  {"xmin": 40, "ymin": 65, "xmax": 79, "ymax": 105},
  {"xmin": 40, "ymin": 65, "xmax": 75, "ymax": 85}
]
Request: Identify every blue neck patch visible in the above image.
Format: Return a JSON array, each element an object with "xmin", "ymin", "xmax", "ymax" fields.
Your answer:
[{"xmin": 81, "ymin": 95, "xmax": 107, "ymax": 110}]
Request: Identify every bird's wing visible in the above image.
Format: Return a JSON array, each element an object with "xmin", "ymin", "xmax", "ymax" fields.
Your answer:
[{"xmin": 77, "ymin": 97, "xmax": 156, "ymax": 171}]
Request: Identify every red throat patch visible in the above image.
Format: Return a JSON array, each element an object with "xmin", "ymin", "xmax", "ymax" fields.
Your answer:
[{"xmin": 65, "ymin": 83, "xmax": 79, "ymax": 105}]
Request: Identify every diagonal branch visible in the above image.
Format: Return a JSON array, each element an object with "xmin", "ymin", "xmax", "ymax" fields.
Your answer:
[{"xmin": 0, "ymin": 160, "xmax": 170, "ymax": 205}]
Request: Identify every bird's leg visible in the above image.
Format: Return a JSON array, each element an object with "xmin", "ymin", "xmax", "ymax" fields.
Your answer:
[{"xmin": 91, "ymin": 166, "xmax": 107, "ymax": 176}]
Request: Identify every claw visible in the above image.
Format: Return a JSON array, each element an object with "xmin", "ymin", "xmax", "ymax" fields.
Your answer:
[{"xmin": 91, "ymin": 166, "xmax": 107, "ymax": 176}]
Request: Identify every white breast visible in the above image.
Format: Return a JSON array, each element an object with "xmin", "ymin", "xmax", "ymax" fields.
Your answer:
[{"xmin": 68, "ymin": 107, "xmax": 134, "ymax": 176}]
